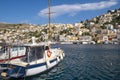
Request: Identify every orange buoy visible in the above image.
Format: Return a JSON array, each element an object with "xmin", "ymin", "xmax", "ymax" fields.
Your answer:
[{"xmin": 47, "ymin": 50, "xmax": 51, "ymax": 57}]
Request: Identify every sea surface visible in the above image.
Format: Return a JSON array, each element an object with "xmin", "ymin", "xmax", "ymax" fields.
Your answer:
[{"xmin": 1, "ymin": 44, "xmax": 120, "ymax": 80}]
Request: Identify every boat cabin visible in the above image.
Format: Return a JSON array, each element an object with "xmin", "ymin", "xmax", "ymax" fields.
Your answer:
[
  {"xmin": 21, "ymin": 45, "xmax": 45, "ymax": 63},
  {"xmin": 0, "ymin": 43, "xmax": 49, "ymax": 65}
]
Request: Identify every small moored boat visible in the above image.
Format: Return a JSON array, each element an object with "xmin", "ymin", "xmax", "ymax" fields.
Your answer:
[{"xmin": 0, "ymin": 42, "xmax": 65, "ymax": 79}]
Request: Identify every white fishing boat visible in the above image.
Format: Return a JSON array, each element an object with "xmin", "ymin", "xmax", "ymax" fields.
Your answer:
[
  {"xmin": 0, "ymin": 0, "xmax": 65, "ymax": 79},
  {"xmin": 0, "ymin": 40, "xmax": 65, "ymax": 79}
]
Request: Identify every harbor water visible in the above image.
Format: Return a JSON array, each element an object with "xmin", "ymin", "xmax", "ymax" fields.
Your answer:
[{"xmin": 1, "ymin": 44, "xmax": 120, "ymax": 80}]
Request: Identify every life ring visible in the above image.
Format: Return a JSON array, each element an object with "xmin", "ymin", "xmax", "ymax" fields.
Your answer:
[{"xmin": 47, "ymin": 50, "xmax": 51, "ymax": 58}]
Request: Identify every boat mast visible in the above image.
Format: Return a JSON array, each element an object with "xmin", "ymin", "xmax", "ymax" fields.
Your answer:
[{"xmin": 48, "ymin": 0, "xmax": 51, "ymax": 41}]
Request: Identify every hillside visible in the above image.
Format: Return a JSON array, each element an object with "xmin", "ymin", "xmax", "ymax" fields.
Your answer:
[{"xmin": 0, "ymin": 8, "xmax": 120, "ymax": 44}]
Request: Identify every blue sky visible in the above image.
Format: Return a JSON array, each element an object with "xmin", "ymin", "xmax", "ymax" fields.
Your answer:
[{"xmin": 0, "ymin": 0, "xmax": 120, "ymax": 25}]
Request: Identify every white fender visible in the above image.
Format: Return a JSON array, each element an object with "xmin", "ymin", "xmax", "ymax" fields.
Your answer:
[
  {"xmin": 57, "ymin": 56, "xmax": 60, "ymax": 62},
  {"xmin": 45, "ymin": 51, "xmax": 51, "ymax": 68},
  {"xmin": 62, "ymin": 52, "xmax": 65, "ymax": 57},
  {"xmin": 58, "ymin": 49, "xmax": 64, "ymax": 60},
  {"xmin": 46, "ymin": 60, "xmax": 50, "ymax": 68},
  {"xmin": 60, "ymin": 54, "xmax": 63, "ymax": 60}
]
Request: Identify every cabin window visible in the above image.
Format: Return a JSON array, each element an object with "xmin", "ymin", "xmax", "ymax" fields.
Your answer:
[
  {"xmin": 12, "ymin": 47, "xmax": 18, "ymax": 51},
  {"xmin": 20, "ymin": 47, "xmax": 24, "ymax": 50},
  {"xmin": 12, "ymin": 47, "xmax": 24, "ymax": 51},
  {"xmin": 0, "ymin": 46, "xmax": 2, "ymax": 52},
  {"xmin": 28, "ymin": 46, "xmax": 44, "ymax": 62},
  {"xmin": 0, "ymin": 46, "xmax": 7, "ymax": 53}
]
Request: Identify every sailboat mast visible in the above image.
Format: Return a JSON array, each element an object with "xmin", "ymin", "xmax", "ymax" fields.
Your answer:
[{"xmin": 48, "ymin": 0, "xmax": 51, "ymax": 40}]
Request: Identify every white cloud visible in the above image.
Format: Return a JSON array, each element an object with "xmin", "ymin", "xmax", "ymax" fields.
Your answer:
[{"xmin": 38, "ymin": 0, "xmax": 118, "ymax": 17}]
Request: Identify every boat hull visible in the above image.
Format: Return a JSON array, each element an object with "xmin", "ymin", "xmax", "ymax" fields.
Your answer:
[
  {"xmin": 26, "ymin": 58, "xmax": 59, "ymax": 76},
  {"xmin": 0, "ymin": 55, "xmax": 63, "ymax": 79}
]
